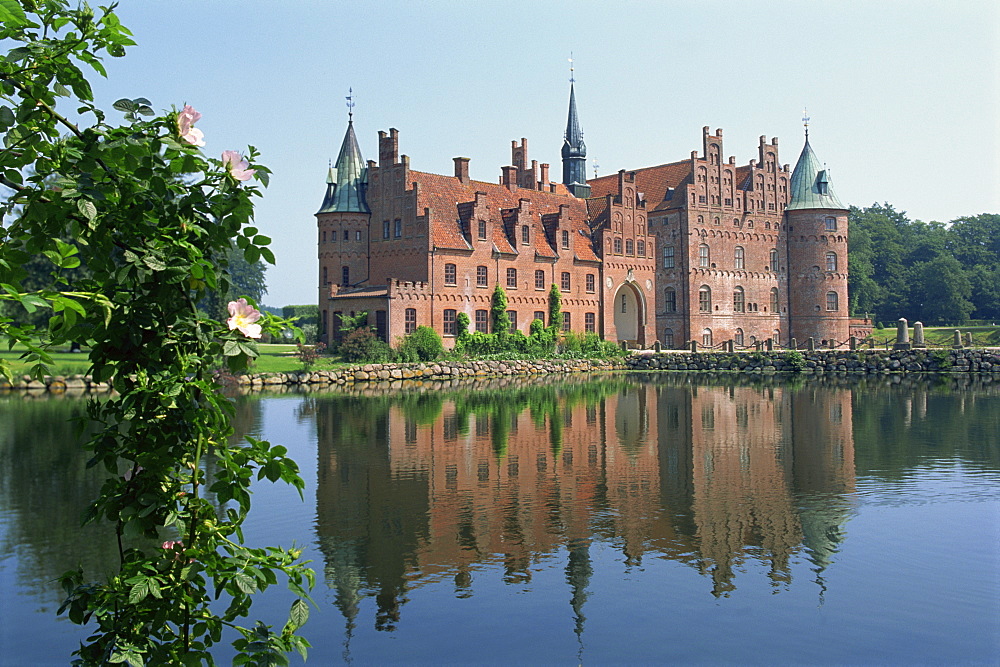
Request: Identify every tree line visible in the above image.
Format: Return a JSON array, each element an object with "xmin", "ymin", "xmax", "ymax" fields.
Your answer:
[{"xmin": 848, "ymin": 205, "xmax": 999, "ymax": 325}]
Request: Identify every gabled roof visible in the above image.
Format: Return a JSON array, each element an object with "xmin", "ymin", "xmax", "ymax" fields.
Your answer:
[
  {"xmin": 318, "ymin": 121, "xmax": 369, "ymax": 214},
  {"xmin": 588, "ymin": 160, "xmax": 692, "ymax": 215},
  {"xmin": 787, "ymin": 137, "xmax": 845, "ymax": 210}
]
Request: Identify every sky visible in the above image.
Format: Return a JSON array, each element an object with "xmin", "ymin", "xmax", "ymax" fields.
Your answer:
[{"xmin": 82, "ymin": 0, "xmax": 998, "ymax": 308}]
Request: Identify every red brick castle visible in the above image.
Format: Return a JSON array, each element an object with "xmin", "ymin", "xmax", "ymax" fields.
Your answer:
[{"xmin": 316, "ymin": 83, "xmax": 850, "ymax": 349}]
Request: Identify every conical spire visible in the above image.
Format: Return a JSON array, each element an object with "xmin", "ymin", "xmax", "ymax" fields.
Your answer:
[
  {"xmin": 561, "ymin": 59, "xmax": 590, "ymax": 197},
  {"xmin": 318, "ymin": 119, "xmax": 369, "ymax": 214},
  {"xmin": 562, "ymin": 82, "xmax": 586, "ymax": 160},
  {"xmin": 787, "ymin": 135, "xmax": 845, "ymax": 211}
]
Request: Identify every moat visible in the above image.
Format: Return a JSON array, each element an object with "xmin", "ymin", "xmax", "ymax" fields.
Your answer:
[{"xmin": 1, "ymin": 373, "xmax": 997, "ymax": 665}]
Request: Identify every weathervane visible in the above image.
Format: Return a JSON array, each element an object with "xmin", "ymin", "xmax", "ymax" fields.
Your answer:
[
  {"xmin": 569, "ymin": 52, "xmax": 575, "ymax": 84},
  {"xmin": 802, "ymin": 107, "xmax": 810, "ymax": 139},
  {"xmin": 346, "ymin": 87, "xmax": 355, "ymax": 122},
  {"xmin": 591, "ymin": 157, "xmax": 599, "ymax": 179}
]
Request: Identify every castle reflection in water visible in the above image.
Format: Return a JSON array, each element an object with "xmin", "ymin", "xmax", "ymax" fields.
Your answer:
[{"xmin": 307, "ymin": 375, "xmax": 855, "ymax": 632}]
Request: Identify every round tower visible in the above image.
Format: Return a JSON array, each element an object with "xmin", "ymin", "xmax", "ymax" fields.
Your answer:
[{"xmin": 784, "ymin": 132, "xmax": 849, "ymax": 346}]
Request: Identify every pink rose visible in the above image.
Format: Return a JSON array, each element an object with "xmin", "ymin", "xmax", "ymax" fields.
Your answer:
[
  {"xmin": 177, "ymin": 105, "xmax": 205, "ymax": 146},
  {"xmin": 227, "ymin": 298, "xmax": 262, "ymax": 339},
  {"xmin": 162, "ymin": 540, "xmax": 182, "ymax": 550},
  {"xmin": 221, "ymin": 150, "xmax": 255, "ymax": 182}
]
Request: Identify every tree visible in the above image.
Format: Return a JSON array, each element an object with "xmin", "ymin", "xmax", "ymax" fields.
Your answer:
[
  {"xmin": 491, "ymin": 283, "xmax": 509, "ymax": 336},
  {"xmin": 908, "ymin": 256, "xmax": 974, "ymax": 324},
  {"xmin": 197, "ymin": 243, "xmax": 267, "ymax": 319},
  {"xmin": 548, "ymin": 283, "xmax": 563, "ymax": 331}
]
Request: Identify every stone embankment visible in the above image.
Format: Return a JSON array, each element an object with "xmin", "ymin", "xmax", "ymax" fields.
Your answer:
[{"xmin": 624, "ymin": 348, "xmax": 1000, "ymax": 374}]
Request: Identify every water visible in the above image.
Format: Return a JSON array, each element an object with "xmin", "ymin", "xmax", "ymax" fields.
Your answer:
[{"xmin": 1, "ymin": 374, "xmax": 998, "ymax": 665}]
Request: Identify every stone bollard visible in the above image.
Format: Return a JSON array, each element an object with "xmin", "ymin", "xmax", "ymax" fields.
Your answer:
[
  {"xmin": 765, "ymin": 338, "xmax": 774, "ymax": 352},
  {"xmin": 965, "ymin": 332, "xmax": 973, "ymax": 347},
  {"xmin": 653, "ymin": 340, "xmax": 661, "ymax": 353},
  {"xmin": 893, "ymin": 318, "xmax": 911, "ymax": 350},
  {"xmin": 913, "ymin": 322, "xmax": 926, "ymax": 348},
  {"xmin": 724, "ymin": 339, "xmax": 734, "ymax": 353},
  {"xmin": 690, "ymin": 340, "xmax": 698, "ymax": 353},
  {"xmin": 953, "ymin": 330, "xmax": 963, "ymax": 349},
  {"xmin": 868, "ymin": 338, "xmax": 875, "ymax": 349},
  {"xmin": 807, "ymin": 337, "xmax": 816, "ymax": 351},
  {"xmin": 789, "ymin": 338, "xmax": 797, "ymax": 351},
  {"xmin": 621, "ymin": 340, "xmax": 628, "ymax": 351},
  {"xmin": 849, "ymin": 336, "xmax": 858, "ymax": 350}
]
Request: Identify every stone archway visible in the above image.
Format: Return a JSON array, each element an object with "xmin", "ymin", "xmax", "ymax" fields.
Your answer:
[{"xmin": 613, "ymin": 281, "xmax": 645, "ymax": 345}]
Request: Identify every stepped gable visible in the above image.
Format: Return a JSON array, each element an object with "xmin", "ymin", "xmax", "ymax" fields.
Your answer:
[
  {"xmin": 408, "ymin": 168, "xmax": 590, "ymax": 254},
  {"xmin": 588, "ymin": 159, "xmax": 692, "ymax": 215}
]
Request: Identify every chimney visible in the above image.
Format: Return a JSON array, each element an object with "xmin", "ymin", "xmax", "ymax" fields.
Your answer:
[
  {"xmin": 378, "ymin": 128, "xmax": 399, "ymax": 166},
  {"xmin": 454, "ymin": 157, "xmax": 470, "ymax": 183},
  {"xmin": 540, "ymin": 163, "xmax": 550, "ymax": 187},
  {"xmin": 501, "ymin": 165, "xmax": 517, "ymax": 189}
]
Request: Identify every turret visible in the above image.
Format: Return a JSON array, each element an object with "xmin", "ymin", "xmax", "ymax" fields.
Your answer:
[{"xmin": 785, "ymin": 130, "xmax": 849, "ymax": 346}]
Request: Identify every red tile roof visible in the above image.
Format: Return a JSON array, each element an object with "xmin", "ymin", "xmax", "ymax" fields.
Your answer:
[{"xmin": 588, "ymin": 160, "xmax": 693, "ymax": 215}]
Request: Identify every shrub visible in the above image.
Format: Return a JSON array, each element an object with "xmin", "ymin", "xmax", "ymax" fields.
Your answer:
[
  {"xmin": 783, "ymin": 350, "xmax": 806, "ymax": 372},
  {"xmin": 398, "ymin": 326, "xmax": 444, "ymax": 362},
  {"xmin": 339, "ymin": 328, "xmax": 392, "ymax": 363},
  {"xmin": 295, "ymin": 341, "xmax": 326, "ymax": 371}
]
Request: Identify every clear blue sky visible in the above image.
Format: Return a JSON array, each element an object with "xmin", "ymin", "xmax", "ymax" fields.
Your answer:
[{"xmin": 88, "ymin": 0, "xmax": 998, "ymax": 308}]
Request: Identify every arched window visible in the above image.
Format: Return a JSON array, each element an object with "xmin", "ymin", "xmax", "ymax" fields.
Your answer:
[
  {"xmin": 664, "ymin": 287, "xmax": 676, "ymax": 312},
  {"xmin": 521, "ymin": 225, "xmax": 530, "ymax": 244},
  {"xmin": 698, "ymin": 244, "xmax": 710, "ymax": 268},
  {"xmin": 702, "ymin": 328, "xmax": 713, "ymax": 347},
  {"xmin": 663, "ymin": 245, "xmax": 675, "ymax": 268},
  {"xmin": 734, "ymin": 328, "xmax": 744, "ymax": 346},
  {"xmin": 625, "ymin": 239, "xmax": 634, "ymax": 255},
  {"xmin": 637, "ymin": 240, "xmax": 645, "ymax": 256},
  {"xmin": 826, "ymin": 291, "xmax": 839, "ymax": 311},
  {"xmin": 733, "ymin": 286, "xmax": 745, "ymax": 312},
  {"xmin": 826, "ymin": 251, "xmax": 837, "ymax": 272},
  {"xmin": 734, "ymin": 246, "xmax": 745, "ymax": 269},
  {"xmin": 770, "ymin": 287, "xmax": 779, "ymax": 313},
  {"xmin": 770, "ymin": 248, "xmax": 779, "ymax": 272},
  {"xmin": 773, "ymin": 330, "xmax": 780, "ymax": 344},
  {"xmin": 664, "ymin": 328, "xmax": 674, "ymax": 348},
  {"xmin": 699, "ymin": 285, "xmax": 712, "ymax": 312}
]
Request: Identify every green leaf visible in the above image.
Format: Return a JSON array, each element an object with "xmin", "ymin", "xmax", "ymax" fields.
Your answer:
[
  {"xmin": 128, "ymin": 579, "xmax": 149, "ymax": 604},
  {"xmin": 286, "ymin": 598, "xmax": 309, "ymax": 632},
  {"xmin": 77, "ymin": 199, "xmax": 97, "ymax": 221},
  {"xmin": 233, "ymin": 572, "xmax": 256, "ymax": 595},
  {"xmin": 112, "ymin": 98, "xmax": 136, "ymax": 113},
  {"xmin": 0, "ymin": 0, "xmax": 28, "ymax": 27},
  {"xmin": 0, "ymin": 106, "xmax": 14, "ymax": 132},
  {"xmin": 223, "ymin": 340, "xmax": 241, "ymax": 357}
]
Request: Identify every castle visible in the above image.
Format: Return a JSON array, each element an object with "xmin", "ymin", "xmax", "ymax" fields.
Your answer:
[{"xmin": 316, "ymin": 81, "xmax": 854, "ymax": 349}]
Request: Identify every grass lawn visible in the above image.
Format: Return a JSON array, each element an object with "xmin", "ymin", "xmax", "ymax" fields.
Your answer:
[{"xmin": 869, "ymin": 325, "xmax": 999, "ymax": 347}]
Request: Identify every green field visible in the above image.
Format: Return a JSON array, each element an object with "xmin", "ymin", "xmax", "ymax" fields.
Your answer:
[{"xmin": 869, "ymin": 325, "xmax": 1000, "ymax": 348}]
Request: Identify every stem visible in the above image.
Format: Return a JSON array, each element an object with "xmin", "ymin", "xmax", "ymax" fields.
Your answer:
[{"xmin": 182, "ymin": 432, "xmax": 205, "ymax": 652}]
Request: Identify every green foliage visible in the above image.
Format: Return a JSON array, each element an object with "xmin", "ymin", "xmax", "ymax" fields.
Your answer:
[
  {"xmin": 338, "ymin": 310, "xmax": 369, "ymax": 334},
  {"xmin": 197, "ymin": 243, "xmax": 268, "ymax": 321},
  {"xmin": 339, "ymin": 328, "xmax": 392, "ymax": 362},
  {"xmin": 294, "ymin": 341, "xmax": 326, "ymax": 371},
  {"xmin": 397, "ymin": 325, "xmax": 444, "ymax": 362},
  {"xmin": 0, "ymin": 4, "xmax": 311, "ymax": 664},
  {"xmin": 548, "ymin": 283, "xmax": 562, "ymax": 331},
  {"xmin": 491, "ymin": 284, "xmax": 509, "ymax": 337},
  {"xmin": 281, "ymin": 304, "xmax": 318, "ymax": 325},
  {"xmin": 783, "ymin": 350, "xmax": 806, "ymax": 372},
  {"xmin": 455, "ymin": 311, "xmax": 470, "ymax": 338}
]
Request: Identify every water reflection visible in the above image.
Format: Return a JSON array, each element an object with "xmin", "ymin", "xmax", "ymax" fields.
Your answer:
[{"xmin": 308, "ymin": 374, "xmax": 881, "ymax": 638}]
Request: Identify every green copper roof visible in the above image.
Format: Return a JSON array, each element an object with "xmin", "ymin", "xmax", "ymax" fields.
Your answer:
[
  {"xmin": 318, "ymin": 120, "xmax": 369, "ymax": 214},
  {"xmin": 786, "ymin": 137, "xmax": 845, "ymax": 211}
]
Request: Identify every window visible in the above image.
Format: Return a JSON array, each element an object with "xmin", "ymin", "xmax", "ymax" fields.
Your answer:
[
  {"xmin": 663, "ymin": 328, "xmax": 674, "ymax": 348},
  {"xmin": 664, "ymin": 287, "xmax": 676, "ymax": 312},
  {"xmin": 394, "ymin": 218, "xmax": 402, "ymax": 238},
  {"xmin": 625, "ymin": 239, "xmax": 634, "ymax": 255},
  {"xmin": 341, "ymin": 266, "xmax": 350, "ymax": 286},
  {"xmin": 826, "ymin": 252, "xmax": 837, "ymax": 272},
  {"xmin": 702, "ymin": 328, "xmax": 713, "ymax": 347},
  {"xmin": 561, "ymin": 230, "xmax": 569, "ymax": 249},
  {"xmin": 322, "ymin": 266, "xmax": 328, "ymax": 285},
  {"xmin": 699, "ymin": 244, "xmax": 710, "ymax": 268},
  {"xmin": 507, "ymin": 311, "xmax": 517, "ymax": 333},
  {"xmin": 826, "ymin": 291, "xmax": 839, "ymax": 311},
  {"xmin": 475, "ymin": 309, "xmax": 489, "ymax": 333},
  {"xmin": 521, "ymin": 225, "xmax": 530, "ymax": 244},
  {"xmin": 382, "ymin": 220, "xmax": 390, "ymax": 239},
  {"xmin": 562, "ymin": 312, "xmax": 571, "ymax": 332},
  {"xmin": 621, "ymin": 293, "xmax": 627, "ymax": 314},
  {"xmin": 321, "ymin": 230, "xmax": 326, "ymax": 243},
  {"xmin": 637, "ymin": 240, "xmax": 645, "ymax": 256},
  {"xmin": 614, "ymin": 238, "xmax": 622, "ymax": 254},
  {"xmin": 734, "ymin": 246, "xmax": 745, "ymax": 269},
  {"xmin": 405, "ymin": 308, "xmax": 417, "ymax": 334},
  {"xmin": 507, "ymin": 267, "xmax": 517, "ymax": 288},
  {"xmin": 533, "ymin": 311, "xmax": 545, "ymax": 324},
  {"xmin": 476, "ymin": 265, "xmax": 488, "ymax": 287},
  {"xmin": 444, "ymin": 263, "xmax": 456, "ymax": 285},
  {"xmin": 585, "ymin": 312, "xmax": 596, "ymax": 333},
  {"xmin": 355, "ymin": 230, "xmax": 361, "ymax": 241},
  {"xmin": 770, "ymin": 287, "xmax": 779, "ymax": 314},
  {"xmin": 586, "ymin": 274, "xmax": 595, "ymax": 293},
  {"xmin": 478, "ymin": 219, "xmax": 487, "ymax": 240},
  {"xmin": 735, "ymin": 328, "xmax": 744, "ymax": 346},
  {"xmin": 443, "ymin": 309, "xmax": 457, "ymax": 335},
  {"xmin": 770, "ymin": 248, "xmax": 779, "ymax": 272},
  {"xmin": 342, "ymin": 230, "xmax": 348, "ymax": 241},
  {"xmin": 534, "ymin": 269, "xmax": 545, "ymax": 290},
  {"xmin": 699, "ymin": 285, "xmax": 712, "ymax": 312},
  {"xmin": 561, "ymin": 272, "xmax": 571, "ymax": 291},
  {"xmin": 733, "ymin": 286, "xmax": 745, "ymax": 313},
  {"xmin": 663, "ymin": 245, "xmax": 675, "ymax": 269},
  {"xmin": 330, "ymin": 230, "xmax": 336, "ymax": 243},
  {"xmin": 825, "ymin": 216, "xmax": 837, "ymax": 231}
]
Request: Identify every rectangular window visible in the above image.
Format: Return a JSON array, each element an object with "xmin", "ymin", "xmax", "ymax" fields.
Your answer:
[
  {"xmin": 585, "ymin": 312, "xmax": 595, "ymax": 333},
  {"xmin": 663, "ymin": 245, "xmax": 675, "ymax": 268},
  {"xmin": 394, "ymin": 218, "xmax": 402, "ymax": 238},
  {"xmin": 561, "ymin": 230, "xmax": 570, "ymax": 249},
  {"xmin": 507, "ymin": 267, "xmax": 517, "ymax": 289},
  {"xmin": 698, "ymin": 244, "xmax": 710, "ymax": 268},
  {"xmin": 561, "ymin": 272, "xmax": 571, "ymax": 291},
  {"xmin": 533, "ymin": 311, "xmax": 545, "ymax": 324},
  {"xmin": 521, "ymin": 225, "xmax": 530, "ymax": 245},
  {"xmin": 562, "ymin": 312, "xmax": 571, "ymax": 332},
  {"xmin": 478, "ymin": 219, "xmax": 487, "ymax": 240},
  {"xmin": 404, "ymin": 308, "xmax": 417, "ymax": 334},
  {"xmin": 476, "ymin": 265, "xmax": 488, "ymax": 287},
  {"xmin": 534, "ymin": 269, "xmax": 545, "ymax": 290},
  {"xmin": 382, "ymin": 220, "xmax": 390, "ymax": 239},
  {"xmin": 825, "ymin": 217, "xmax": 838, "ymax": 231},
  {"xmin": 507, "ymin": 311, "xmax": 517, "ymax": 333},
  {"xmin": 586, "ymin": 274, "xmax": 595, "ymax": 293},
  {"xmin": 342, "ymin": 230, "xmax": 348, "ymax": 241},
  {"xmin": 341, "ymin": 266, "xmax": 350, "ymax": 287},
  {"xmin": 444, "ymin": 263, "xmax": 456, "ymax": 285},
  {"xmin": 475, "ymin": 309, "xmax": 489, "ymax": 333},
  {"xmin": 443, "ymin": 309, "xmax": 457, "ymax": 336},
  {"xmin": 665, "ymin": 289, "xmax": 676, "ymax": 312},
  {"xmin": 355, "ymin": 230, "xmax": 361, "ymax": 242}
]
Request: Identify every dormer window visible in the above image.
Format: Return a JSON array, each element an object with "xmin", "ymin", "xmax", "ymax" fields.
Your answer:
[
  {"xmin": 521, "ymin": 225, "xmax": 530, "ymax": 244},
  {"xmin": 478, "ymin": 219, "xmax": 487, "ymax": 240}
]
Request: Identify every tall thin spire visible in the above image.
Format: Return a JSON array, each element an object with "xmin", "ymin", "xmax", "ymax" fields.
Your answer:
[{"xmin": 561, "ymin": 56, "xmax": 589, "ymax": 198}]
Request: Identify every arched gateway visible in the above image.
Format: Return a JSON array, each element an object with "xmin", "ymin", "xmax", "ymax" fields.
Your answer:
[{"xmin": 612, "ymin": 281, "xmax": 646, "ymax": 346}]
